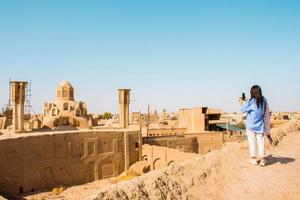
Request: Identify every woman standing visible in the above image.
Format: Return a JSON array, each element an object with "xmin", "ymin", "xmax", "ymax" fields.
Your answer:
[{"xmin": 241, "ymin": 85, "xmax": 270, "ymax": 166}]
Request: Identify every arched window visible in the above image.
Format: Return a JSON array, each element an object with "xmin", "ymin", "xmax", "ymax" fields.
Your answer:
[
  {"xmin": 69, "ymin": 88, "xmax": 74, "ymax": 99},
  {"xmin": 52, "ymin": 109, "xmax": 56, "ymax": 116},
  {"xmin": 63, "ymin": 103, "xmax": 68, "ymax": 111},
  {"xmin": 75, "ymin": 109, "xmax": 81, "ymax": 117},
  {"xmin": 62, "ymin": 88, "xmax": 68, "ymax": 98}
]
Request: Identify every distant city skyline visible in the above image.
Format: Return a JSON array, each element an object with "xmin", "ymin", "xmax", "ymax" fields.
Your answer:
[{"xmin": 0, "ymin": 1, "xmax": 299, "ymax": 113}]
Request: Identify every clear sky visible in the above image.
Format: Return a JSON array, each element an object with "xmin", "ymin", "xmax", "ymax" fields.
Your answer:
[{"xmin": 0, "ymin": 0, "xmax": 299, "ymax": 114}]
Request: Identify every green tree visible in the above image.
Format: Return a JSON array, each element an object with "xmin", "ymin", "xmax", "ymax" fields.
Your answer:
[
  {"xmin": 1, "ymin": 107, "xmax": 12, "ymax": 117},
  {"xmin": 236, "ymin": 121, "xmax": 246, "ymax": 129},
  {"xmin": 103, "ymin": 112, "xmax": 113, "ymax": 120}
]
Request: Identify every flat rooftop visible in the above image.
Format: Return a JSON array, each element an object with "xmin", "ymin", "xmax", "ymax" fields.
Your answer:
[{"xmin": 0, "ymin": 127, "xmax": 140, "ymax": 140}]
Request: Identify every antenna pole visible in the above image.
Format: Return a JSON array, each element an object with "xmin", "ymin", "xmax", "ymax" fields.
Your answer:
[{"xmin": 146, "ymin": 104, "xmax": 150, "ymax": 141}]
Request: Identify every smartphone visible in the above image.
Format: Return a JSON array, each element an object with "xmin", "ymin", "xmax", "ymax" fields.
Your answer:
[{"xmin": 242, "ymin": 93, "xmax": 246, "ymax": 101}]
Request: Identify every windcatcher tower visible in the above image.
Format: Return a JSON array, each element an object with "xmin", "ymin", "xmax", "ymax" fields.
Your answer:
[
  {"xmin": 118, "ymin": 89, "xmax": 131, "ymax": 128},
  {"xmin": 11, "ymin": 81, "xmax": 27, "ymax": 133}
]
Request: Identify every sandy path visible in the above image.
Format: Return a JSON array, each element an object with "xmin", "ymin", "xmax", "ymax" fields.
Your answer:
[{"xmin": 187, "ymin": 132, "xmax": 300, "ymax": 200}]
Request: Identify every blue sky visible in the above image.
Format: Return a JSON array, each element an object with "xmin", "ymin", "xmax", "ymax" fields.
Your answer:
[{"xmin": 0, "ymin": 0, "xmax": 299, "ymax": 113}]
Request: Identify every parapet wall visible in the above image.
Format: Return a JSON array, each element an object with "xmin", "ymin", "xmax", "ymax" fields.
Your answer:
[
  {"xmin": 196, "ymin": 132, "xmax": 224, "ymax": 154},
  {"xmin": 142, "ymin": 144, "xmax": 198, "ymax": 170},
  {"xmin": 144, "ymin": 136, "xmax": 199, "ymax": 153},
  {"xmin": 147, "ymin": 128, "xmax": 187, "ymax": 137},
  {"xmin": 0, "ymin": 130, "xmax": 140, "ymax": 195},
  {"xmin": 143, "ymin": 132, "xmax": 226, "ymax": 155}
]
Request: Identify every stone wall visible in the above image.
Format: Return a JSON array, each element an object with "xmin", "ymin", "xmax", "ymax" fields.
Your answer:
[
  {"xmin": 0, "ymin": 130, "xmax": 140, "ymax": 195},
  {"xmin": 144, "ymin": 136, "xmax": 199, "ymax": 153},
  {"xmin": 146, "ymin": 128, "xmax": 186, "ymax": 137},
  {"xmin": 143, "ymin": 132, "xmax": 229, "ymax": 155},
  {"xmin": 196, "ymin": 132, "xmax": 224, "ymax": 155},
  {"xmin": 142, "ymin": 144, "xmax": 198, "ymax": 170}
]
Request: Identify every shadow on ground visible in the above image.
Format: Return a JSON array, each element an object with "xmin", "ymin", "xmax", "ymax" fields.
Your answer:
[{"xmin": 266, "ymin": 154, "xmax": 295, "ymax": 165}]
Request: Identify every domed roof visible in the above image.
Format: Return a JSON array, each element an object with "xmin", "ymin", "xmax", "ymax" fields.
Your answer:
[{"xmin": 58, "ymin": 80, "xmax": 73, "ymax": 88}]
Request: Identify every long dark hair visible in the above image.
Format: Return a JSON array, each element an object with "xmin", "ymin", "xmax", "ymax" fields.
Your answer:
[{"xmin": 250, "ymin": 85, "xmax": 264, "ymax": 108}]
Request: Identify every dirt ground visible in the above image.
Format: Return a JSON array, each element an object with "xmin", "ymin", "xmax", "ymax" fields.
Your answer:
[{"xmin": 187, "ymin": 132, "xmax": 300, "ymax": 200}]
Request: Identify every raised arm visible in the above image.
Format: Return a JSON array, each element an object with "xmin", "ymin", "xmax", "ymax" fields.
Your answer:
[{"xmin": 241, "ymin": 99, "xmax": 252, "ymax": 113}]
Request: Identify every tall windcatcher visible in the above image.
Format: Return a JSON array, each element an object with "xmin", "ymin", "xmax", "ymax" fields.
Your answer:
[
  {"xmin": 118, "ymin": 89, "xmax": 131, "ymax": 128},
  {"xmin": 11, "ymin": 81, "xmax": 27, "ymax": 133}
]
